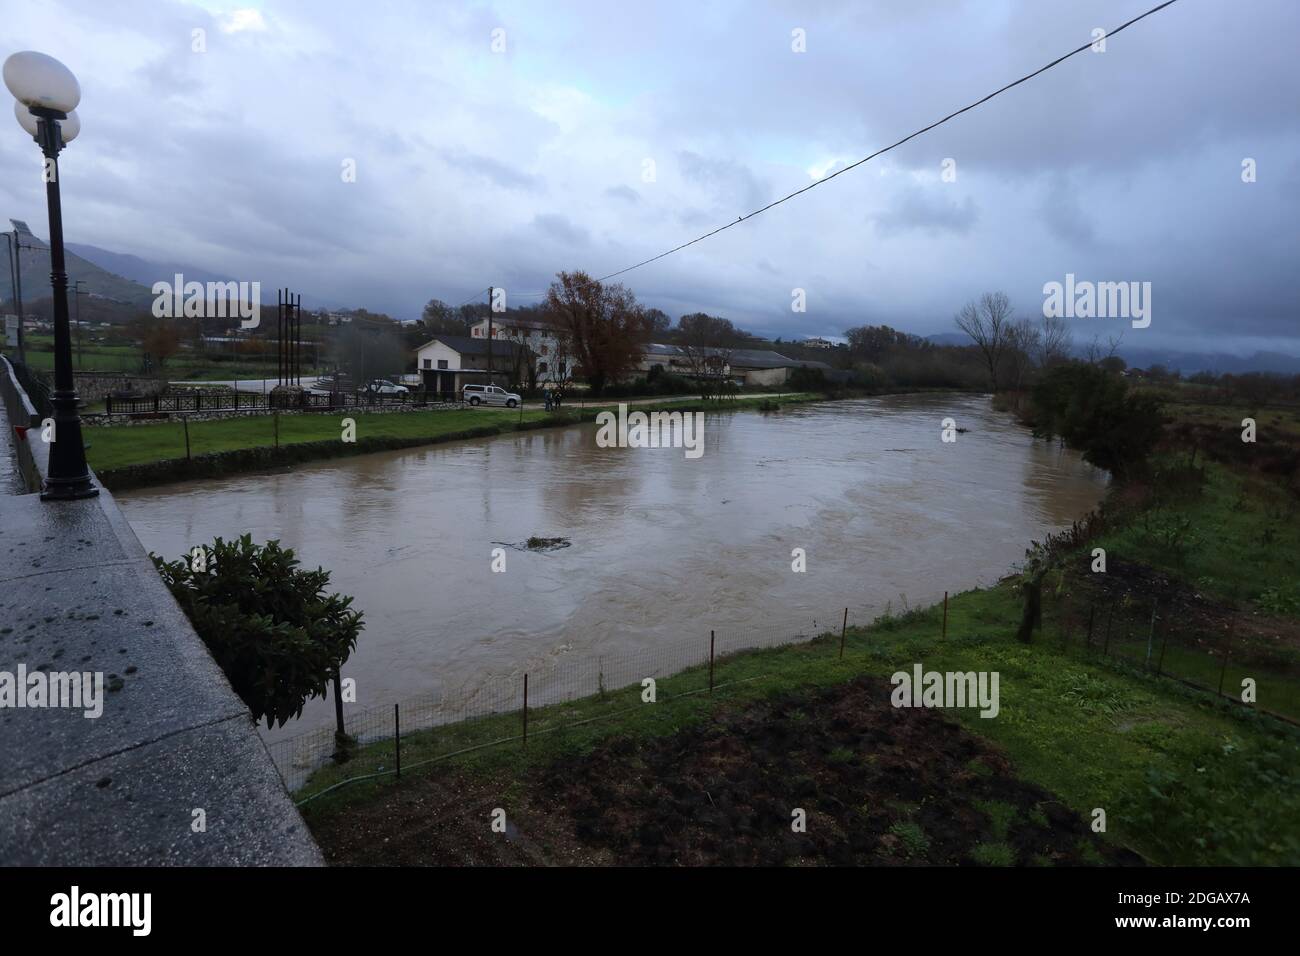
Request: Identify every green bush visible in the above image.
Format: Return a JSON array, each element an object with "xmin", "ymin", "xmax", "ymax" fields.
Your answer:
[
  {"xmin": 152, "ymin": 534, "xmax": 364, "ymax": 728},
  {"xmin": 1029, "ymin": 363, "xmax": 1164, "ymax": 479}
]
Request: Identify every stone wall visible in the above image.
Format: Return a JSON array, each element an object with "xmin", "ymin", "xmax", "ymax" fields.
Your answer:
[{"xmin": 73, "ymin": 371, "xmax": 168, "ymax": 402}]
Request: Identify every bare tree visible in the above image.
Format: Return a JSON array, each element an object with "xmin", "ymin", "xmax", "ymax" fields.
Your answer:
[
  {"xmin": 1083, "ymin": 331, "xmax": 1124, "ymax": 366},
  {"xmin": 955, "ymin": 291, "xmax": 1015, "ymax": 391},
  {"xmin": 677, "ymin": 312, "xmax": 735, "ymax": 399},
  {"xmin": 1006, "ymin": 318, "xmax": 1040, "ymax": 391},
  {"xmin": 1037, "ymin": 314, "xmax": 1072, "ymax": 368}
]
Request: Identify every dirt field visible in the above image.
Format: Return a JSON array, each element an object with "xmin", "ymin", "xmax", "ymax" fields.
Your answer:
[{"xmin": 310, "ymin": 676, "xmax": 1141, "ymax": 866}]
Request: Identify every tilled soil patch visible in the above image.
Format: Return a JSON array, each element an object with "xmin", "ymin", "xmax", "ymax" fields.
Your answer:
[{"xmin": 310, "ymin": 675, "xmax": 1141, "ymax": 866}]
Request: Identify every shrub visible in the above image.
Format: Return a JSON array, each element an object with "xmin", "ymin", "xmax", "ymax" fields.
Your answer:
[
  {"xmin": 152, "ymin": 534, "xmax": 364, "ymax": 728},
  {"xmin": 1029, "ymin": 362, "xmax": 1165, "ymax": 479}
]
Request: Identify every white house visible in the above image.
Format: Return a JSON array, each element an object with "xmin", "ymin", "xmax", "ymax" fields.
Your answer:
[
  {"xmin": 415, "ymin": 334, "xmax": 532, "ymax": 398},
  {"xmin": 468, "ymin": 315, "xmax": 573, "ymax": 383}
]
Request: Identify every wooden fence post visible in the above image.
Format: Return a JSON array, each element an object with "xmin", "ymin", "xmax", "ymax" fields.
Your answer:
[
  {"xmin": 1103, "ymin": 600, "xmax": 1114, "ymax": 656},
  {"xmin": 333, "ymin": 670, "xmax": 345, "ymax": 739}
]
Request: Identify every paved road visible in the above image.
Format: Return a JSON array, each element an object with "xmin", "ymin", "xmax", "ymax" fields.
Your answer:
[{"xmin": 169, "ymin": 377, "xmax": 322, "ymax": 392}]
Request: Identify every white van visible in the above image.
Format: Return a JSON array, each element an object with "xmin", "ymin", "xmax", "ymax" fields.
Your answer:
[{"xmin": 463, "ymin": 384, "xmax": 521, "ymax": 408}]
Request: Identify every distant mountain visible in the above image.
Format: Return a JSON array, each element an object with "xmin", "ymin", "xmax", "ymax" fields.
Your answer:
[
  {"xmin": 65, "ymin": 242, "xmax": 231, "ymax": 290},
  {"xmin": 924, "ymin": 334, "xmax": 1300, "ymax": 375},
  {"xmin": 2, "ymin": 234, "xmax": 155, "ymax": 311},
  {"xmin": 1115, "ymin": 348, "xmax": 1300, "ymax": 376}
]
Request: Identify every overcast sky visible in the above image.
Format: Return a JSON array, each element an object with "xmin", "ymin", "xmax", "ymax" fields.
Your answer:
[{"xmin": 1, "ymin": 0, "xmax": 1296, "ymax": 352}]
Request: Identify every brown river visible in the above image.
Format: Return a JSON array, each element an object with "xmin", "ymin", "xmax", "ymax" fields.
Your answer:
[{"xmin": 118, "ymin": 394, "xmax": 1107, "ymax": 746}]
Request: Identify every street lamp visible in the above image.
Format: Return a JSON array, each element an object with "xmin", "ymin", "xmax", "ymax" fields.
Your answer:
[{"xmin": 3, "ymin": 51, "xmax": 96, "ymax": 500}]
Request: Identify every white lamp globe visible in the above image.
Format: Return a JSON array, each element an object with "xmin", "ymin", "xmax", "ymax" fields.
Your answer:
[
  {"xmin": 59, "ymin": 108, "xmax": 79, "ymax": 144},
  {"xmin": 3, "ymin": 51, "xmax": 80, "ymax": 113},
  {"xmin": 13, "ymin": 99, "xmax": 39, "ymax": 138}
]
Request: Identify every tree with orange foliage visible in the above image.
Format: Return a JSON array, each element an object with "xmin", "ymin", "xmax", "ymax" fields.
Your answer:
[{"xmin": 543, "ymin": 271, "xmax": 650, "ymax": 395}]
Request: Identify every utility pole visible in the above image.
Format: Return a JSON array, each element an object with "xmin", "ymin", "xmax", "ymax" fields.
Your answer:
[
  {"xmin": 6, "ymin": 225, "xmax": 29, "ymax": 366},
  {"xmin": 73, "ymin": 279, "xmax": 87, "ymax": 371},
  {"xmin": 486, "ymin": 286, "xmax": 494, "ymax": 386}
]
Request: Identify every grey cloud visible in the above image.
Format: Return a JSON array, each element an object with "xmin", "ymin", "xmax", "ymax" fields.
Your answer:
[
  {"xmin": 440, "ymin": 148, "xmax": 541, "ymax": 192},
  {"xmin": 874, "ymin": 188, "xmax": 979, "ymax": 237},
  {"xmin": 532, "ymin": 213, "xmax": 589, "ymax": 247}
]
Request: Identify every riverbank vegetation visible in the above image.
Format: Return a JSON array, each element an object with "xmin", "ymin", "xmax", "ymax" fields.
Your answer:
[{"xmin": 297, "ymin": 361, "xmax": 1299, "ymax": 866}]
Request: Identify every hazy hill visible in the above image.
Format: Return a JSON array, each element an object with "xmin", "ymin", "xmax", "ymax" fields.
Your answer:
[{"xmin": 2, "ymin": 234, "xmax": 155, "ymax": 316}]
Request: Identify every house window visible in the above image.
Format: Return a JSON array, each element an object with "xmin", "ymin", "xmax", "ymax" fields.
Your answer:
[
  {"xmin": 540, "ymin": 344, "xmax": 549, "ymax": 355},
  {"xmin": 422, "ymin": 359, "xmax": 431, "ymax": 369},
  {"xmin": 437, "ymin": 359, "xmax": 448, "ymax": 369},
  {"xmin": 538, "ymin": 362, "xmax": 548, "ymax": 374}
]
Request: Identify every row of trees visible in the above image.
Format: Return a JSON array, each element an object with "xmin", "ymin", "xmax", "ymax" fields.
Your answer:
[{"xmin": 416, "ymin": 273, "xmax": 765, "ymax": 398}]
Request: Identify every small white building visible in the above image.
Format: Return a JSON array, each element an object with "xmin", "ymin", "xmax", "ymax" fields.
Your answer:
[{"xmin": 415, "ymin": 334, "xmax": 529, "ymax": 398}]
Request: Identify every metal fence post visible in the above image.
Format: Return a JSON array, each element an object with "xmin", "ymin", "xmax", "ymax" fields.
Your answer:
[
  {"xmin": 1217, "ymin": 623, "xmax": 1234, "ymax": 698},
  {"xmin": 1085, "ymin": 604, "xmax": 1095, "ymax": 648},
  {"xmin": 394, "ymin": 703, "xmax": 401, "ymax": 779},
  {"xmin": 942, "ymin": 591, "xmax": 948, "ymax": 640},
  {"xmin": 1156, "ymin": 621, "xmax": 1169, "ymax": 677},
  {"xmin": 183, "ymin": 415, "xmax": 190, "ymax": 461},
  {"xmin": 522, "ymin": 672, "xmax": 529, "ymax": 746},
  {"xmin": 839, "ymin": 607, "xmax": 848, "ymax": 660},
  {"xmin": 1145, "ymin": 600, "xmax": 1158, "ymax": 670},
  {"xmin": 709, "ymin": 630, "xmax": 715, "ymax": 694}
]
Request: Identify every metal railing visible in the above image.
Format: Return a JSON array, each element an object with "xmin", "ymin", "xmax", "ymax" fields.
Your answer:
[{"xmin": 103, "ymin": 389, "xmax": 463, "ymax": 416}]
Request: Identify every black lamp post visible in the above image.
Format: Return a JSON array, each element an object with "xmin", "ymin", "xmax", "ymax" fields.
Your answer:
[{"xmin": 4, "ymin": 51, "xmax": 97, "ymax": 500}]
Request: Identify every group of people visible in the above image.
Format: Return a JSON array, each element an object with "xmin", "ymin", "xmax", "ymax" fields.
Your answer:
[{"xmin": 543, "ymin": 387, "xmax": 563, "ymax": 411}]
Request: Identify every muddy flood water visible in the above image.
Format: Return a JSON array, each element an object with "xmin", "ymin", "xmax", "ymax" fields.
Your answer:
[{"xmin": 118, "ymin": 394, "xmax": 1107, "ymax": 745}]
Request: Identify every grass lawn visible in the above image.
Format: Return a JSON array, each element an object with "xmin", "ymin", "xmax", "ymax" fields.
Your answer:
[
  {"xmin": 84, "ymin": 394, "xmax": 815, "ymax": 473},
  {"xmin": 1092, "ymin": 460, "xmax": 1300, "ymax": 613}
]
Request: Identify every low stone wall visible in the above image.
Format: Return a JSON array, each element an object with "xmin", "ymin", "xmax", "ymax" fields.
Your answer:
[
  {"xmin": 73, "ymin": 371, "xmax": 167, "ymax": 402},
  {"xmin": 83, "ymin": 401, "xmax": 463, "ymax": 427},
  {"xmin": 0, "ymin": 368, "xmax": 322, "ymax": 866}
]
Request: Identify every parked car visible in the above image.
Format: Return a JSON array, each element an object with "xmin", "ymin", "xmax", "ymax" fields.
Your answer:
[
  {"xmin": 463, "ymin": 384, "xmax": 521, "ymax": 408},
  {"xmin": 364, "ymin": 379, "xmax": 409, "ymax": 395}
]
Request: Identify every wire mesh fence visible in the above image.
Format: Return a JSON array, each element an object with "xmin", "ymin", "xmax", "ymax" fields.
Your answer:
[
  {"xmin": 266, "ymin": 612, "xmax": 849, "ymax": 795},
  {"xmin": 1044, "ymin": 574, "xmax": 1299, "ymax": 724},
  {"xmin": 265, "ymin": 585, "xmax": 1296, "ymax": 799}
]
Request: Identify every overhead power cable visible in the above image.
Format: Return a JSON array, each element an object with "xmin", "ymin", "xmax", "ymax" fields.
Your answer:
[{"xmin": 591, "ymin": 0, "xmax": 1181, "ymax": 284}]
